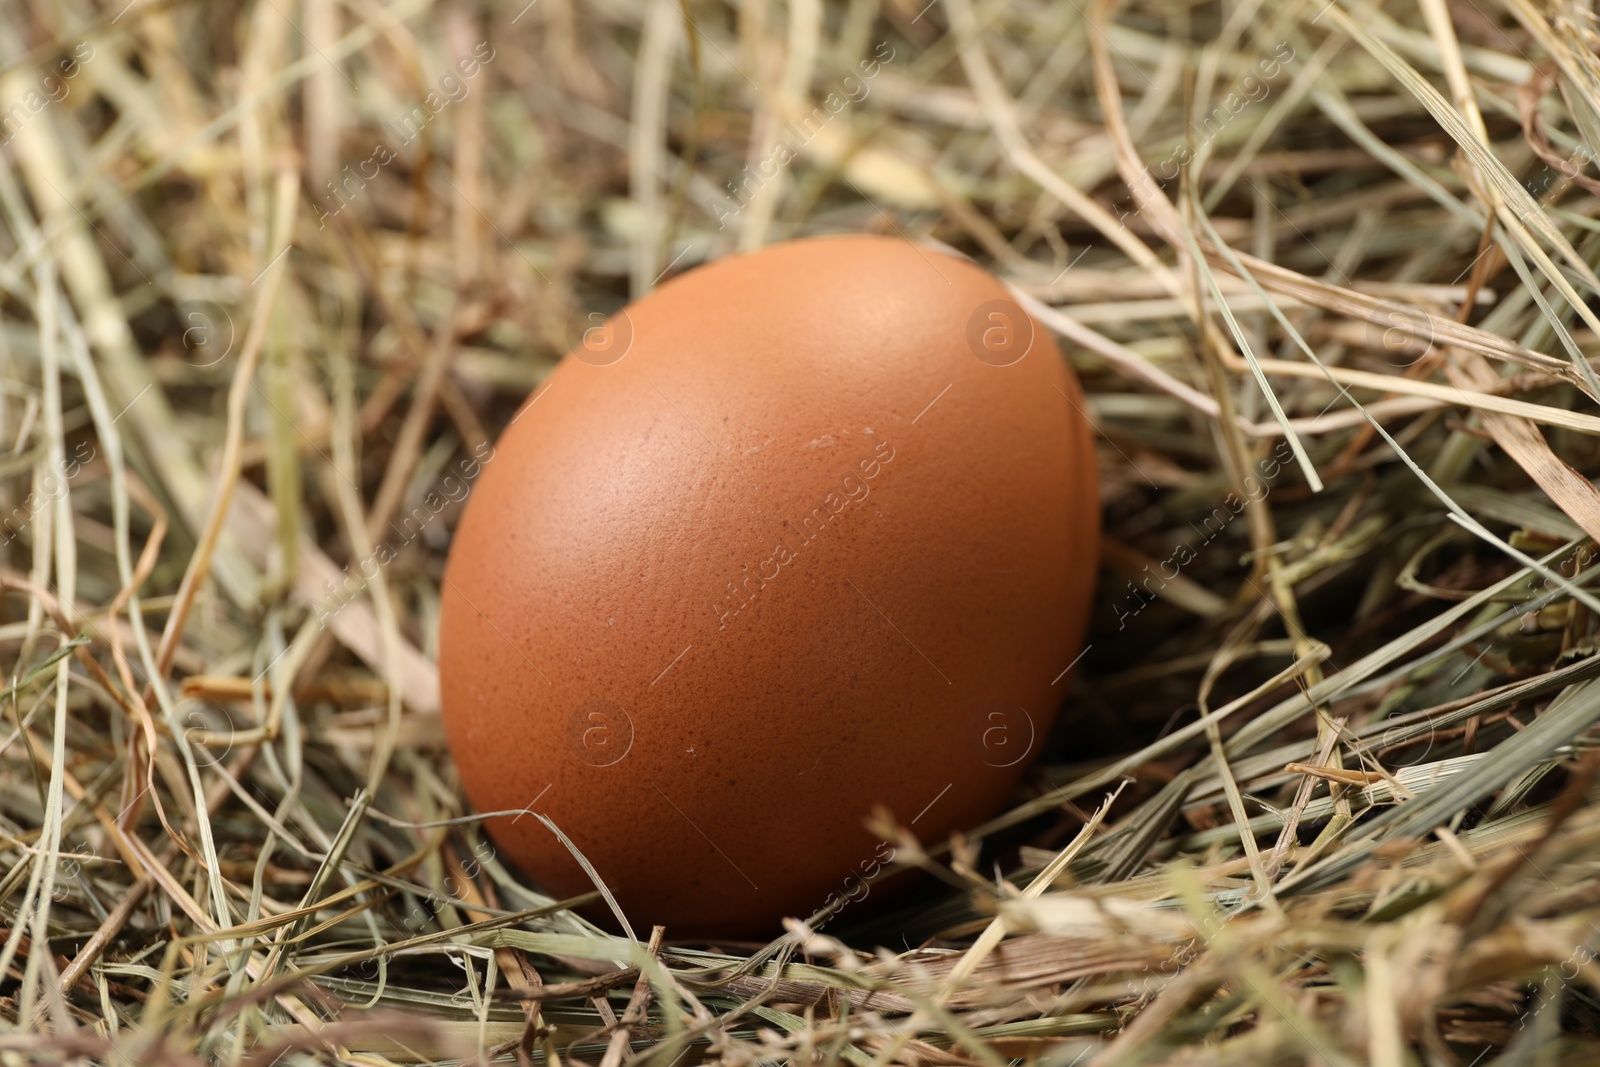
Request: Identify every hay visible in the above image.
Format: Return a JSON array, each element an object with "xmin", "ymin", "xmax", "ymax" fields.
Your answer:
[{"xmin": 6, "ymin": 0, "xmax": 1600, "ymax": 1063}]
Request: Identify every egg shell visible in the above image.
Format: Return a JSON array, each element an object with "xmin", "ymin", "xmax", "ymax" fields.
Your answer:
[{"xmin": 439, "ymin": 234, "xmax": 1099, "ymax": 938}]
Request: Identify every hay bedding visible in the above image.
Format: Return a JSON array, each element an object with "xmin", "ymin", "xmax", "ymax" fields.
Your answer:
[{"xmin": 5, "ymin": 0, "xmax": 1600, "ymax": 1063}]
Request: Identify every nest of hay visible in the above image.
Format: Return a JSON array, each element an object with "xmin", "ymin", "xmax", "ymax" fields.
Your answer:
[{"xmin": 7, "ymin": 0, "xmax": 1600, "ymax": 1063}]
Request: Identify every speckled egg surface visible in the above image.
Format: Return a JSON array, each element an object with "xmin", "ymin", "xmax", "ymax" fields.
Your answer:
[{"xmin": 438, "ymin": 234, "xmax": 1099, "ymax": 938}]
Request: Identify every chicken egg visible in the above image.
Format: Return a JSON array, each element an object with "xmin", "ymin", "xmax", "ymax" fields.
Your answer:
[{"xmin": 439, "ymin": 234, "xmax": 1099, "ymax": 937}]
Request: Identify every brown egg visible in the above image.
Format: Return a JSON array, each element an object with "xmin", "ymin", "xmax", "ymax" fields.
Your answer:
[{"xmin": 438, "ymin": 235, "xmax": 1099, "ymax": 938}]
